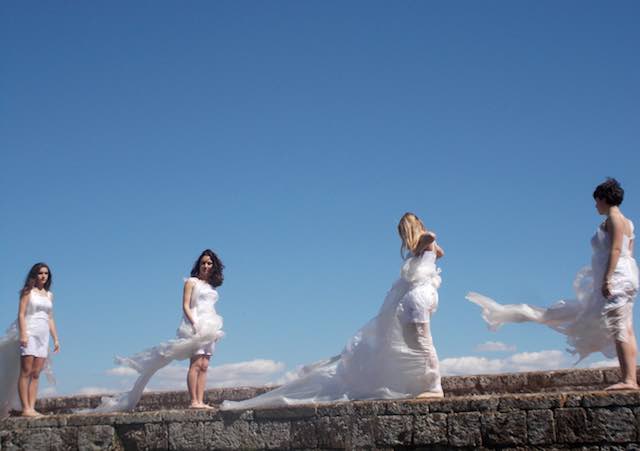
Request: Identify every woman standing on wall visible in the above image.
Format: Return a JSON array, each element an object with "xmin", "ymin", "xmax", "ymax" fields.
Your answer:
[{"xmin": 0, "ymin": 263, "xmax": 60, "ymax": 418}]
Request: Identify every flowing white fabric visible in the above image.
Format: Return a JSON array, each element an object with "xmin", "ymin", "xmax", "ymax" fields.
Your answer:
[
  {"xmin": 91, "ymin": 279, "xmax": 224, "ymax": 413},
  {"xmin": 0, "ymin": 290, "xmax": 56, "ymax": 419},
  {"xmin": 221, "ymin": 251, "xmax": 443, "ymax": 410},
  {"xmin": 468, "ymin": 221, "xmax": 639, "ymax": 362}
]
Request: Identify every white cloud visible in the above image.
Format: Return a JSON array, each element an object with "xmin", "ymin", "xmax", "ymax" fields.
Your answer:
[
  {"xmin": 475, "ymin": 341, "xmax": 516, "ymax": 353},
  {"xmin": 588, "ymin": 359, "xmax": 618, "ymax": 368},
  {"xmin": 93, "ymin": 358, "xmax": 292, "ymax": 394},
  {"xmin": 76, "ymin": 387, "xmax": 118, "ymax": 396},
  {"xmin": 441, "ymin": 350, "xmax": 571, "ymax": 376}
]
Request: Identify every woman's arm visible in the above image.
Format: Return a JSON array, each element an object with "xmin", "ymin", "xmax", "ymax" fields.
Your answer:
[
  {"xmin": 415, "ymin": 231, "xmax": 436, "ymax": 255},
  {"xmin": 18, "ymin": 292, "xmax": 29, "ymax": 347},
  {"xmin": 48, "ymin": 294, "xmax": 60, "ymax": 353},
  {"xmin": 182, "ymin": 279, "xmax": 197, "ymax": 332},
  {"xmin": 603, "ymin": 215, "xmax": 624, "ymax": 298},
  {"xmin": 434, "ymin": 242, "xmax": 445, "ymax": 259}
]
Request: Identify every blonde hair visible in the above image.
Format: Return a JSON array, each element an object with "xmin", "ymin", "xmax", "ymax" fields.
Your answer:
[{"xmin": 397, "ymin": 212, "xmax": 426, "ymax": 258}]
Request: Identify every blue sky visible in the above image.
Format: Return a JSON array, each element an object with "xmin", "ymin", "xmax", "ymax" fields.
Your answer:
[{"xmin": 1, "ymin": 1, "xmax": 639, "ymax": 395}]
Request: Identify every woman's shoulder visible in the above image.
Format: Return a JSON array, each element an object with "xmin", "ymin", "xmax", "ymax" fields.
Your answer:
[{"xmin": 184, "ymin": 277, "xmax": 200, "ymax": 287}]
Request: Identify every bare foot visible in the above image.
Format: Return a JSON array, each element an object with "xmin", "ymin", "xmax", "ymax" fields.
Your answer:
[
  {"xmin": 605, "ymin": 382, "xmax": 639, "ymax": 391},
  {"xmin": 21, "ymin": 410, "xmax": 39, "ymax": 417},
  {"xmin": 416, "ymin": 391, "xmax": 444, "ymax": 399},
  {"xmin": 189, "ymin": 402, "xmax": 214, "ymax": 409}
]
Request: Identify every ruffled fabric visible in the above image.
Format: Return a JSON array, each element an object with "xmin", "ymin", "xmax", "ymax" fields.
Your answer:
[{"xmin": 222, "ymin": 251, "xmax": 443, "ymax": 410}]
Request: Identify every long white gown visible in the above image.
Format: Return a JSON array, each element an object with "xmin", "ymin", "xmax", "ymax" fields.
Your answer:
[
  {"xmin": 221, "ymin": 250, "xmax": 443, "ymax": 410},
  {"xmin": 0, "ymin": 290, "xmax": 55, "ymax": 418},
  {"xmin": 468, "ymin": 221, "xmax": 639, "ymax": 362},
  {"xmin": 91, "ymin": 278, "xmax": 224, "ymax": 413}
]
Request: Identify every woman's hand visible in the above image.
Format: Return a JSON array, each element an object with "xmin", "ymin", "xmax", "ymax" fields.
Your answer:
[
  {"xmin": 602, "ymin": 278, "xmax": 612, "ymax": 299},
  {"xmin": 53, "ymin": 340, "xmax": 60, "ymax": 353},
  {"xmin": 20, "ymin": 334, "xmax": 28, "ymax": 347}
]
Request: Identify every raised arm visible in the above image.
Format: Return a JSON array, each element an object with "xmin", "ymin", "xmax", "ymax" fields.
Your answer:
[
  {"xmin": 18, "ymin": 292, "xmax": 29, "ymax": 347},
  {"xmin": 603, "ymin": 214, "xmax": 625, "ymax": 299},
  {"xmin": 48, "ymin": 293, "xmax": 60, "ymax": 353},
  {"xmin": 182, "ymin": 279, "xmax": 197, "ymax": 333},
  {"xmin": 415, "ymin": 231, "xmax": 436, "ymax": 255}
]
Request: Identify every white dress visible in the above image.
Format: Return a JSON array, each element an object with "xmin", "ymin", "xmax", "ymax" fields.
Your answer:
[
  {"xmin": 221, "ymin": 250, "xmax": 443, "ymax": 410},
  {"xmin": 0, "ymin": 289, "xmax": 55, "ymax": 418},
  {"xmin": 91, "ymin": 278, "xmax": 224, "ymax": 413},
  {"xmin": 468, "ymin": 221, "xmax": 639, "ymax": 361}
]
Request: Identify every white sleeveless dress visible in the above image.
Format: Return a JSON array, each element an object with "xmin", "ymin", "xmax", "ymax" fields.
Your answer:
[
  {"xmin": 222, "ymin": 250, "xmax": 443, "ymax": 410},
  {"xmin": 0, "ymin": 289, "xmax": 55, "ymax": 418},
  {"xmin": 468, "ymin": 220, "xmax": 639, "ymax": 361},
  {"xmin": 91, "ymin": 278, "xmax": 224, "ymax": 413},
  {"xmin": 21, "ymin": 290, "xmax": 53, "ymax": 358}
]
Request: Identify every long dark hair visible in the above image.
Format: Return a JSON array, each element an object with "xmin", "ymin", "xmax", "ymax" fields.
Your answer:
[
  {"xmin": 20, "ymin": 262, "xmax": 52, "ymax": 296},
  {"xmin": 190, "ymin": 249, "xmax": 224, "ymax": 288}
]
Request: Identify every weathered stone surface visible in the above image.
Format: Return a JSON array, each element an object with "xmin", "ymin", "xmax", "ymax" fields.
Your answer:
[
  {"xmin": 588, "ymin": 407, "xmax": 636, "ymax": 443},
  {"xmin": 204, "ymin": 420, "xmax": 262, "ymax": 449},
  {"xmin": 582, "ymin": 391, "xmax": 640, "ymax": 408},
  {"xmin": 556, "ymin": 407, "xmax": 588, "ymax": 443},
  {"xmin": 117, "ymin": 423, "xmax": 167, "ymax": 450},
  {"xmin": 253, "ymin": 405, "xmax": 316, "ymax": 420},
  {"xmin": 448, "ymin": 412, "xmax": 482, "ymax": 447},
  {"xmin": 168, "ymin": 421, "xmax": 204, "ymax": 450},
  {"xmin": 374, "ymin": 415, "xmax": 412, "ymax": 446},
  {"xmin": 527, "ymin": 409, "xmax": 555, "ymax": 445},
  {"xmin": 77, "ymin": 425, "xmax": 118, "ymax": 450},
  {"xmin": 413, "ymin": 413, "xmax": 447, "ymax": 446},
  {"xmin": 499, "ymin": 393, "xmax": 563, "ymax": 411},
  {"xmin": 290, "ymin": 420, "xmax": 317, "ymax": 448},
  {"xmin": 315, "ymin": 416, "xmax": 351, "ymax": 448},
  {"xmin": 351, "ymin": 416, "xmax": 375, "ymax": 448},
  {"xmin": 50, "ymin": 426, "xmax": 78, "ymax": 451},
  {"xmin": 258, "ymin": 421, "xmax": 290, "ymax": 449},
  {"xmin": 481, "ymin": 411, "xmax": 527, "ymax": 446}
]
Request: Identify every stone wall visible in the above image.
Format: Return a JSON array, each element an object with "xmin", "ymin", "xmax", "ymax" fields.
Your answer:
[{"xmin": 2, "ymin": 368, "xmax": 640, "ymax": 450}]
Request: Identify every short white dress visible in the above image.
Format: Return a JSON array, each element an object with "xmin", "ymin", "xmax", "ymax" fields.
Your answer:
[
  {"xmin": 176, "ymin": 277, "xmax": 220, "ymax": 356},
  {"xmin": 20, "ymin": 290, "xmax": 53, "ymax": 358},
  {"xmin": 91, "ymin": 278, "xmax": 224, "ymax": 413},
  {"xmin": 468, "ymin": 220, "xmax": 639, "ymax": 361}
]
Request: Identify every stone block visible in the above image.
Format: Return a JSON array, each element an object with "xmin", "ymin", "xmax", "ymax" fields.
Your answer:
[
  {"xmin": 204, "ymin": 420, "xmax": 262, "ymax": 449},
  {"xmin": 582, "ymin": 392, "xmax": 640, "ymax": 408},
  {"xmin": 258, "ymin": 421, "xmax": 290, "ymax": 449},
  {"xmin": 556, "ymin": 407, "xmax": 588, "ymax": 443},
  {"xmin": 77, "ymin": 425, "xmax": 118, "ymax": 450},
  {"xmin": 116, "ymin": 423, "xmax": 167, "ymax": 450},
  {"xmin": 477, "ymin": 373, "xmax": 527, "ymax": 393},
  {"xmin": 168, "ymin": 422, "xmax": 204, "ymax": 450},
  {"xmin": 290, "ymin": 420, "xmax": 317, "ymax": 448},
  {"xmin": 413, "ymin": 413, "xmax": 447, "ymax": 446},
  {"xmin": 254, "ymin": 405, "xmax": 316, "ymax": 420},
  {"xmin": 374, "ymin": 415, "xmax": 412, "ymax": 446},
  {"xmin": 499, "ymin": 393, "xmax": 562, "ymax": 411},
  {"xmin": 351, "ymin": 416, "xmax": 375, "ymax": 448},
  {"xmin": 481, "ymin": 411, "xmax": 526, "ymax": 446},
  {"xmin": 50, "ymin": 426, "xmax": 79, "ymax": 451},
  {"xmin": 448, "ymin": 412, "xmax": 482, "ymax": 447},
  {"xmin": 315, "ymin": 416, "xmax": 351, "ymax": 448},
  {"xmin": 587, "ymin": 407, "xmax": 636, "ymax": 443},
  {"xmin": 527, "ymin": 409, "xmax": 555, "ymax": 445},
  {"xmin": 384, "ymin": 400, "xmax": 429, "ymax": 415}
]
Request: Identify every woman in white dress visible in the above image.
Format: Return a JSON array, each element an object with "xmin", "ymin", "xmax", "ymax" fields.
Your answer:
[
  {"xmin": 222, "ymin": 212, "xmax": 444, "ymax": 410},
  {"xmin": 468, "ymin": 178, "xmax": 639, "ymax": 390},
  {"xmin": 0, "ymin": 263, "xmax": 60, "ymax": 418},
  {"xmin": 93, "ymin": 249, "xmax": 224, "ymax": 412}
]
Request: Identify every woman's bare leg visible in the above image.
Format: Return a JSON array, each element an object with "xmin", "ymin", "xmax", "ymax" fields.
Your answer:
[{"xmin": 18, "ymin": 356, "xmax": 36, "ymax": 416}]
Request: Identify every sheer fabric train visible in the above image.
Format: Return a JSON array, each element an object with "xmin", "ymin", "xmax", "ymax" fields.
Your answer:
[
  {"xmin": 467, "ymin": 221, "xmax": 639, "ymax": 362},
  {"xmin": 91, "ymin": 278, "xmax": 223, "ymax": 413},
  {"xmin": 222, "ymin": 250, "xmax": 443, "ymax": 410}
]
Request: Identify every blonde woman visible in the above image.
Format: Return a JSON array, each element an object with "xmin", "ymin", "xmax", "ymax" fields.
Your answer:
[{"xmin": 222, "ymin": 212, "xmax": 444, "ymax": 409}]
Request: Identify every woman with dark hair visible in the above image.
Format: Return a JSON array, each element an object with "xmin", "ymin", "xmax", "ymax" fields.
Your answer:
[
  {"xmin": 92, "ymin": 250, "xmax": 224, "ymax": 412},
  {"xmin": 468, "ymin": 178, "xmax": 639, "ymax": 390},
  {"xmin": 0, "ymin": 263, "xmax": 60, "ymax": 418}
]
